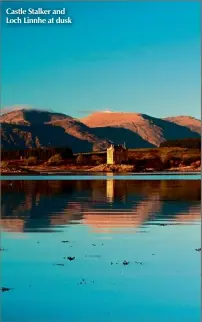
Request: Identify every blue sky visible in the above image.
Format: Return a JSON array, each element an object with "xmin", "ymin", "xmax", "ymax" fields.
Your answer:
[{"xmin": 1, "ymin": 1, "xmax": 201, "ymax": 119}]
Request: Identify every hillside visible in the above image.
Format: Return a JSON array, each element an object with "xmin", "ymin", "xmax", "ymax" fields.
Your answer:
[
  {"xmin": 0, "ymin": 109, "xmax": 68, "ymax": 125},
  {"xmin": 81, "ymin": 112, "xmax": 200, "ymax": 147},
  {"xmin": 0, "ymin": 109, "xmax": 110, "ymax": 153},
  {"xmin": 0, "ymin": 108, "xmax": 200, "ymax": 152},
  {"xmin": 164, "ymin": 116, "xmax": 201, "ymax": 135}
]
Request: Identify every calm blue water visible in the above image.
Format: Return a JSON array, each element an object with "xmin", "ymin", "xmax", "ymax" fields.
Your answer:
[
  {"xmin": 1, "ymin": 177, "xmax": 201, "ymax": 322},
  {"xmin": 0, "ymin": 173, "xmax": 201, "ymax": 181}
]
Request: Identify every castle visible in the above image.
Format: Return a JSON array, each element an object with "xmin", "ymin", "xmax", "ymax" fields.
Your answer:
[{"xmin": 107, "ymin": 144, "xmax": 128, "ymax": 165}]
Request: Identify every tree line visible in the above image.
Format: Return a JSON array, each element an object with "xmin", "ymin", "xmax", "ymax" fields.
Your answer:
[
  {"xmin": 1, "ymin": 147, "xmax": 73, "ymax": 160},
  {"xmin": 160, "ymin": 138, "xmax": 201, "ymax": 149}
]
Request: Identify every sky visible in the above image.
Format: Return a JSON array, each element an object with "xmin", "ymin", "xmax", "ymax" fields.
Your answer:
[{"xmin": 1, "ymin": 1, "xmax": 201, "ymax": 119}]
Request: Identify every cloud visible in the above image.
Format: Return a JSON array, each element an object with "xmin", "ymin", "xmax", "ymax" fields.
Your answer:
[
  {"xmin": 0, "ymin": 105, "xmax": 56, "ymax": 115},
  {"xmin": 1, "ymin": 105, "xmax": 32, "ymax": 115},
  {"xmin": 77, "ymin": 109, "xmax": 115, "ymax": 115}
]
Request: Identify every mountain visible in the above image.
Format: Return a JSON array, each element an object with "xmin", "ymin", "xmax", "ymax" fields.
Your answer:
[
  {"xmin": 164, "ymin": 116, "xmax": 201, "ymax": 135},
  {"xmin": 0, "ymin": 109, "xmax": 68, "ymax": 125},
  {"xmin": 81, "ymin": 112, "xmax": 200, "ymax": 147},
  {"xmin": 0, "ymin": 108, "xmax": 200, "ymax": 152},
  {"xmin": 0, "ymin": 109, "xmax": 109, "ymax": 153}
]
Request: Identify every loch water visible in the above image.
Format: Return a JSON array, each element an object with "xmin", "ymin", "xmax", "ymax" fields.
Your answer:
[{"xmin": 1, "ymin": 176, "xmax": 201, "ymax": 322}]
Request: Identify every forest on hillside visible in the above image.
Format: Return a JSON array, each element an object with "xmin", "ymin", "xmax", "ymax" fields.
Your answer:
[
  {"xmin": 1, "ymin": 147, "xmax": 73, "ymax": 161},
  {"xmin": 160, "ymin": 138, "xmax": 201, "ymax": 149}
]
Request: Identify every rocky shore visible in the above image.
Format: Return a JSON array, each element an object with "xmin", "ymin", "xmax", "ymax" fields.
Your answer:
[
  {"xmin": 85, "ymin": 164, "xmax": 135, "ymax": 172},
  {"xmin": 0, "ymin": 163, "xmax": 200, "ymax": 175}
]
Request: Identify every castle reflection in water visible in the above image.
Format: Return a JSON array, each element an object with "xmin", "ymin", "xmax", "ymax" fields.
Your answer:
[{"xmin": 0, "ymin": 179, "xmax": 201, "ymax": 233}]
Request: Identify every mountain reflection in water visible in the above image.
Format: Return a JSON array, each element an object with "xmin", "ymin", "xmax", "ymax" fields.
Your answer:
[
  {"xmin": 1, "ymin": 178, "xmax": 201, "ymax": 322},
  {"xmin": 1, "ymin": 179, "xmax": 200, "ymax": 233}
]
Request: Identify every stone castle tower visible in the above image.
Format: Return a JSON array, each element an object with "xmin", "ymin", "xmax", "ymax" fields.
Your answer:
[{"xmin": 107, "ymin": 144, "xmax": 128, "ymax": 165}]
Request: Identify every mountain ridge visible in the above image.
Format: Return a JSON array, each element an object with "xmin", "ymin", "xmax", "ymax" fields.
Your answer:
[
  {"xmin": 0, "ymin": 108, "xmax": 200, "ymax": 153},
  {"xmin": 163, "ymin": 115, "xmax": 201, "ymax": 134},
  {"xmin": 81, "ymin": 111, "xmax": 200, "ymax": 147}
]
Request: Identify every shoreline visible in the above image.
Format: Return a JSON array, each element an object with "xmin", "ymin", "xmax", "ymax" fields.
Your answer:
[
  {"xmin": 0, "ymin": 163, "xmax": 201, "ymax": 176},
  {"xmin": 0, "ymin": 170, "xmax": 201, "ymax": 176}
]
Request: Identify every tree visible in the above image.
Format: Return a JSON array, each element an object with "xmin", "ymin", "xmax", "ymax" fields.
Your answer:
[
  {"xmin": 160, "ymin": 138, "xmax": 201, "ymax": 149},
  {"xmin": 48, "ymin": 154, "xmax": 62, "ymax": 165},
  {"xmin": 76, "ymin": 154, "xmax": 87, "ymax": 165},
  {"xmin": 0, "ymin": 161, "xmax": 8, "ymax": 168},
  {"xmin": 26, "ymin": 156, "xmax": 37, "ymax": 166}
]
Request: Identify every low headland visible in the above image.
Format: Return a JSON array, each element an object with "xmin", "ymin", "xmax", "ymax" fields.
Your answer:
[{"xmin": 1, "ymin": 141, "xmax": 201, "ymax": 175}]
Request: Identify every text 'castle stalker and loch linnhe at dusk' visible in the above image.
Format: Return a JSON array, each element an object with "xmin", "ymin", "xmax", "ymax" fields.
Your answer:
[{"xmin": 5, "ymin": 7, "xmax": 72, "ymax": 24}]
